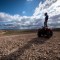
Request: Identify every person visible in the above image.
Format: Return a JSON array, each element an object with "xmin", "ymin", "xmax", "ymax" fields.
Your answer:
[{"xmin": 44, "ymin": 13, "xmax": 48, "ymax": 27}]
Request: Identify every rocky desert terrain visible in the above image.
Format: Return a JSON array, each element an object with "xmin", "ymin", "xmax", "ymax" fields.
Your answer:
[{"xmin": 0, "ymin": 30, "xmax": 60, "ymax": 60}]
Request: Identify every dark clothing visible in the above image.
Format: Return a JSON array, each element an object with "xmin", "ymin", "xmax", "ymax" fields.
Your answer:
[
  {"xmin": 44, "ymin": 15, "xmax": 48, "ymax": 27},
  {"xmin": 45, "ymin": 15, "xmax": 48, "ymax": 22},
  {"xmin": 44, "ymin": 21, "xmax": 47, "ymax": 27}
]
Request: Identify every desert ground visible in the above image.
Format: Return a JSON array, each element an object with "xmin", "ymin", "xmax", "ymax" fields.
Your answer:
[{"xmin": 0, "ymin": 30, "xmax": 60, "ymax": 60}]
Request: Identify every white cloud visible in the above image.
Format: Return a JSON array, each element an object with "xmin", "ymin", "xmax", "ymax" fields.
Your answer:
[
  {"xmin": 0, "ymin": 0, "xmax": 60, "ymax": 29},
  {"xmin": 0, "ymin": 12, "xmax": 43, "ymax": 29},
  {"xmin": 33, "ymin": 0, "xmax": 60, "ymax": 28},
  {"xmin": 33, "ymin": 0, "xmax": 57, "ymax": 16},
  {"xmin": 22, "ymin": 11, "xmax": 26, "ymax": 14}
]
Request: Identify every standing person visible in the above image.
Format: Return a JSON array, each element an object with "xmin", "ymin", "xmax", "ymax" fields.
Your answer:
[{"xmin": 44, "ymin": 13, "xmax": 49, "ymax": 27}]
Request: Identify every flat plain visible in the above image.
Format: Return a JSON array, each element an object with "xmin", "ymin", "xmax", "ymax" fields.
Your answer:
[{"xmin": 0, "ymin": 30, "xmax": 60, "ymax": 60}]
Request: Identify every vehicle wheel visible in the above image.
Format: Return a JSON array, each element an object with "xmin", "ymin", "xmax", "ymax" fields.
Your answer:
[
  {"xmin": 37, "ymin": 30, "xmax": 42, "ymax": 37},
  {"xmin": 46, "ymin": 29, "xmax": 53, "ymax": 38}
]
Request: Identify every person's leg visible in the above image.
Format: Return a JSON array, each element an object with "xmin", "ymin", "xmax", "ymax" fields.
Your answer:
[
  {"xmin": 44, "ymin": 21, "xmax": 45, "ymax": 27},
  {"xmin": 46, "ymin": 21, "xmax": 48, "ymax": 27},
  {"xmin": 44, "ymin": 21, "xmax": 46, "ymax": 27},
  {"xmin": 45, "ymin": 20, "xmax": 48, "ymax": 27},
  {"xmin": 46, "ymin": 22, "xmax": 47, "ymax": 27}
]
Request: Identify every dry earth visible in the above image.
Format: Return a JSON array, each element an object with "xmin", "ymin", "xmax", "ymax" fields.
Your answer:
[{"xmin": 0, "ymin": 31, "xmax": 60, "ymax": 60}]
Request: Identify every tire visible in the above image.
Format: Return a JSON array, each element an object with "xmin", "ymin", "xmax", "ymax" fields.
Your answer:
[
  {"xmin": 46, "ymin": 29, "xmax": 53, "ymax": 38},
  {"xmin": 37, "ymin": 30, "xmax": 42, "ymax": 37},
  {"xmin": 37, "ymin": 28, "xmax": 53, "ymax": 38}
]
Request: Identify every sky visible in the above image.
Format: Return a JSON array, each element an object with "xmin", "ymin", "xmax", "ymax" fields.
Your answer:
[
  {"xmin": 0, "ymin": 0, "xmax": 44, "ymax": 16},
  {"xmin": 0, "ymin": 0, "xmax": 60, "ymax": 29}
]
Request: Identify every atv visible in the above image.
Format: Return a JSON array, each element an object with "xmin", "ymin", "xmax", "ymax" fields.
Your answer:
[{"xmin": 37, "ymin": 27, "xmax": 53, "ymax": 38}]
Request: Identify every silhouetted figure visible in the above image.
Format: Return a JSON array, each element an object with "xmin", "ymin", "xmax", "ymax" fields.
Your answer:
[{"xmin": 44, "ymin": 13, "xmax": 48, "ymax": 27}]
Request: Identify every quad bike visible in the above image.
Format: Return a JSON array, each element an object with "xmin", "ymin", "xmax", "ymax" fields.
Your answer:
[{"xmin": 37, "ymin": 27, "xmax": 53, "ymax": 38}]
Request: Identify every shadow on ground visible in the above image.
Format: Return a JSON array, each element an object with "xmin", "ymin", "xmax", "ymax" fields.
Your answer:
[{"xmin": 0, "ymin": 37, "xmax": 50, "ymax": 60}]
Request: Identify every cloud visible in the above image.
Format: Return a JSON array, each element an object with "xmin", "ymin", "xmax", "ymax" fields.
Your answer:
[
  {"xmin": 33, "ymin": 0, "xmax": 60, "ymax": 28},
  {"xmin": 33, "ymin": 0, "xmax": 57, "ymax": 16},
  {"xmin": 22, "ymin": 11, "xmax": 26, "ymax": 14},
  {"xmin": 0, "ymin": 12, "xmax": 43, "ymax": 29},
  {"xmin": 0, "ymin": 0, "xmax": 60, "ymax": 29}
]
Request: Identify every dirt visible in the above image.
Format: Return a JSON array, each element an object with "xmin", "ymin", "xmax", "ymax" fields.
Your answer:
[{"xmin": 0, "ymin": 31, "xmax": 60, "ymax": 60}]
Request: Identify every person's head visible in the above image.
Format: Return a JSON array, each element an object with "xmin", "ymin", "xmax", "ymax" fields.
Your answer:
[{"xmin": 44, "ymin": 13, "xmax": 48, "ymax": 16}]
